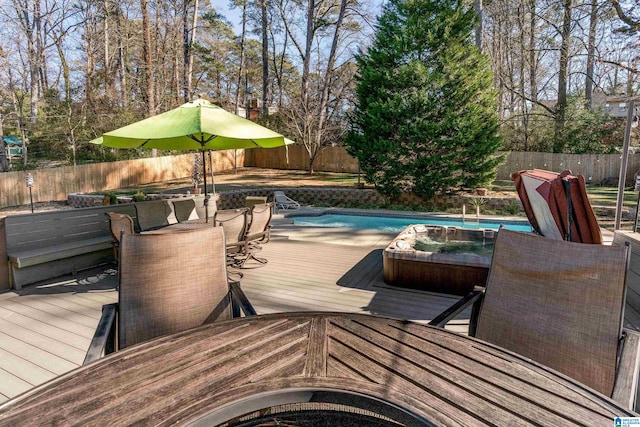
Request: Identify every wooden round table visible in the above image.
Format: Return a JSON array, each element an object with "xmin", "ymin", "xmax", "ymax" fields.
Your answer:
[{"xmin": 0, "ymin": 312, "xmax": 636, "ymax": 426}]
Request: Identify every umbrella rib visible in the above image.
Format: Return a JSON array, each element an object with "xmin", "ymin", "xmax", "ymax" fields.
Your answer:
[{"xmin": 188, "ymin": 134, "xmax": 217, "ymax": 147}]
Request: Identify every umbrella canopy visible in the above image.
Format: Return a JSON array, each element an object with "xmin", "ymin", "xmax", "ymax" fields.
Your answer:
[
  {"xmin": 91, "ymin": 99, "xmax": 293, "ymax": 150},
  {"xmin": 91, "ymin": 99, "xmax": 294, "ymax": 219}
]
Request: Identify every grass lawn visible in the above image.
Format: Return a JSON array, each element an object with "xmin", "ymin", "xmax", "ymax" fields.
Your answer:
[{"xmin": 493, "ymin": 179, "xmax": 637, "ymax": 208}]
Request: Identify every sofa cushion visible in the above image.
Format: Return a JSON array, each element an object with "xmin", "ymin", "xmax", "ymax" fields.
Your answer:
[{"xmin": 172, "ymin": 199, "xmax": 200, "ymax": 222}]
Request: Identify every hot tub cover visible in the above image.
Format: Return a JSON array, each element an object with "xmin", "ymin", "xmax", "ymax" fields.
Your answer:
[{"xmin": 512, "ymin": 169, "xmax": 602, "ymax": 244}]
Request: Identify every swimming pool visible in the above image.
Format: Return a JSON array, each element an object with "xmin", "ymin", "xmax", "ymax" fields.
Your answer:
[{"xmin": 291, "ymin": 213, "xmax": 532, "ymax": 233}]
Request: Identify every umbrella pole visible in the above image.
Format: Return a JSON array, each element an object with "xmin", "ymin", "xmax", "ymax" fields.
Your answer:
[
  {"xmin": 209, "ymin": 151, "xmax": 217, "ymax": 195},
  {"xmin": 202, "ymin": 150, "xmax": 209, "ymax": 222}
]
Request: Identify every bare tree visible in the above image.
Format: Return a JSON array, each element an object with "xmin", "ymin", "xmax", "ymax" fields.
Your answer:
[
  {"xmin": 276, "ymin": 0, "xmax": 366, "ymax": 173},
  {"xmin": 475, "ymin": 0, "xmax": 483, "ymax": 50},
  {"xmin": 610, "ymin": 0, "xmax": 640, "ymax": 33},
  {"xmin": 183, "ymin": 0, "xmax": 199, "ymax": 102},
  {"xmin": 115, "ymin": 3, "xmax": 128, "ymax": 107},
  {"xmin": 585, "ymin": 0, "xmax": 599, "ymax": 107},
  {"xmin": 261, "ymin": 0, "xmax": 269, "ymax": 115},
  {"xmin": 233, "ymin": 0, "xmax": 248, "ymax": 115},
  {"xmin": 9, "ymin": 0, "xmax": 41, "ymax": 123},
  {"xmin": 553, "ymin": 0, "xmax": 573, "ymax": 153},
  {"xmin": 141, "ymin": 0, "xmax": 155, "ymax": 113}
]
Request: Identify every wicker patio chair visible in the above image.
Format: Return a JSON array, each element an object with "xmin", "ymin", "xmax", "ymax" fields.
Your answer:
[
  {"xmin": 429, "ymin": 228, "xmax": 640, "ymax": 410},
  {"xmin": 105, "ymin": 212, "xmax": 135, "ymax": 262},
  {"xmin": 238, "ymin": 202, "xmax": 274, "ymax": 267},
  {"xmin": 83, "ymin": 226, "xmax": 255, "ymax": 364},
  {"xmin": 214, "ymin": 208, "xmax": 250, "ymax": 273}
]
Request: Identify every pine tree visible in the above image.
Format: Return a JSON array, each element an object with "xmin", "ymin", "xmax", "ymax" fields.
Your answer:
[{"xmin": 346, "ymin": 0, "xmax": 504, "ymax": 201}]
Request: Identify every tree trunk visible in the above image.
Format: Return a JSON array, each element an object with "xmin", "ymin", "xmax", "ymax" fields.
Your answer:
[
  {"xmin": 475, "ymin": 0, "xmax": 483, "ymax": 51},
  {"xmin": 302, "ymin": 0, "xmax": 315, "ymax": 173},
  {"xmin": 103, "ymin": 0, "xmax": 113, "ymax": 100},
  {"xmin": 0, "ymin": 120, "xmax": 7, "ymax": 173},
  {"xmin": 8, "ymin": 70, "xmax": 28, "ymax": 168},
  {"xmin": 84, "ymin": 7, "xmax": 96, "ymax": 108},
  {"xmin": 56, "ymin": 35, "xmax": 72, "ymax": 103},
  {"xmin": 585, "ymin": 0, "xmax": 598, "ymax": 108},
  {"xmin": 529, "ymin": 0, "xmax": 537, "ymax": 104},
  {"xmin": 553, "ymin": 0, "xmax": 573, "ymax": 153},
  {"xmin": 141, "ymin": 0, "xmax": 155, "ymax": 114},
  {"xmin": 270, "ymin": 21, "xmax": 288, "ymax": 109},
  {"xmin": 261, "ymin": 0, "xmax": 269, "ymax": 115},
  {"xmin": 183, "ymin": 0, "xmax": 199, "ymax": 102},
  {"xmin": 174, "ymin": 55, "xmax": 181, "ymax": 105},
  {"xmin": 234, "ymin": 1, "xmax": 247, "ymax": 115},
  {"xmin": 518, "ymin": 1, "xmax": 529, "ymax": 151},
  {"xmin": 35, "ymin": 0, "xmax": 46, "ymax": 103},
  {"xmin": 115, "ymin": 4, "xmax": 127, "ymax": 107},
  {"xmin": 141, "ymin": 0, "xmax": 157, "ymax": 156},
  {"xmin": 27, "ymin": 2, "xmax": 39, "ymax": 123},
  {"xmin": 312, "ymin": 0, "xmax": 347, "ymax": 169}
]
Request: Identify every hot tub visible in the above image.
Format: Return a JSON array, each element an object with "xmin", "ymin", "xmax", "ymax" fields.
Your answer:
[{"xmin": 383, "ymin": 224, "xmax": 495, "ymax": 295}]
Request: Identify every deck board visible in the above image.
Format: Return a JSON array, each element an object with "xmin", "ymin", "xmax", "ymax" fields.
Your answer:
[
  {"xmin": 0, "ymin": 298, "xmax": 99, "ymax": 330},
  {"xmin": 0, "ymin": 331, "xmax": 77, "ymax": 374},
  {"xmin": 0, "ymin": 369, "xmax": 32, "ymax": 404},
  {"xmin": 0, "ymin": 305, "xmax": 94, "ymax": 346},
  {"xmin": 0, "ymin": 348, "xmax": 57, "ymax": 386}
]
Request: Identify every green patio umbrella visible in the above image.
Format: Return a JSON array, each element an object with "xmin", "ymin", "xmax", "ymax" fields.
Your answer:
[{"xmin": 91, "ymin": 99, "xmax": 294, "ymax": 217}]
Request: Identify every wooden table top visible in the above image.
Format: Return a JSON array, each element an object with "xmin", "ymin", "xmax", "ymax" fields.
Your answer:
[{"xmin": 0, "ymin": 312, "xmax": 635, "ymax": 426}]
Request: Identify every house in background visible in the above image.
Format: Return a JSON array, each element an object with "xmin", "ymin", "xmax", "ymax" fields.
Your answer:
[
  {"xmin": 592, "ymin": 89, "xmax": 635, "ymax": 119},
  {"xmin": 236, "ymin": 100, "xmax": 279, "ymax": 121}
]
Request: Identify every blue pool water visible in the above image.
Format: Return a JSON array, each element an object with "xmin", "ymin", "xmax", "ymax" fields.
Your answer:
[{"xmin": 291, "ymin": 213, "xmax": 532, "ymax": 233}]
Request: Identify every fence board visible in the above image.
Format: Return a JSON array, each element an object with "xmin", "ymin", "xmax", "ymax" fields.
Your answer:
[
  {"xmin": 0, "ymin": 153, "xmax": 236, "ymax": 208},
  {"xmin": 246, "ymin": 146, "xmax": 640, "ymax": 183}
]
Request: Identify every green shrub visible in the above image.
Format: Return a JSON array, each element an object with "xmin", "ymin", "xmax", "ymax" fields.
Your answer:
[
  {"xmin": 102, "ymin": 192, "xmax": 118, "ymax": 205},
  {"xmin": 132, "ymin": 191, "xmax": 146, "ymax": 202},
  {"xmin": 503, "ymin": 201, "xmax": 521, "ymax": 215}
]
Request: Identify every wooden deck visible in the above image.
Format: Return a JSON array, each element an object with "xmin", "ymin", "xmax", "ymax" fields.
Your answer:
[
  {"xmin": 0, "ymin": 225, "xmax": 465, "ymax": 404},
  {"xmin": 2, "ymin": 223, "xmax": 639, "ymax": 406}
]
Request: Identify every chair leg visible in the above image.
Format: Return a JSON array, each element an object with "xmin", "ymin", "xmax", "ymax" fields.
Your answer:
[
  {"xmin": 227, "ymin": 268, "xmax": 243, "ymax": 281},
  {"xmin": 237, "ymin": 252, "xmax": 268, "ymax": 268}
]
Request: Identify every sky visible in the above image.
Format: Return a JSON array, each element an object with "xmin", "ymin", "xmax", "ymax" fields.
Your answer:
[
  {"xmin": 213, "ymin": 2, "xmax": 241, "ymax": 29},
  {"xmin": 211, "ymin": 1, "xmax": 385, "ymax": 32}
]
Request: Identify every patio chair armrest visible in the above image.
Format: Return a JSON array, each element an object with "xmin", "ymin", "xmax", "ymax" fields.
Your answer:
[
  {"xmin": 83, "ymin": 303, "xmax": 118, "ymax": 365},
  {"xmin": 612, "ymin": 328, "xmax": 640, "ymax": 410},
  {"xmin": 229, "ymin": 281, "xmax": 257, "ymax": 317},
  {"xmin": 428, "ymin": 289, "xmax": 485, "ymax": 332}
]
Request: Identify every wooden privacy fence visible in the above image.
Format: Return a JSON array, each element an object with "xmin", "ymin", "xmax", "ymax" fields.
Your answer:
[
  {"xmin": 246, "ymin": 145, "xmax": 640, "ymax": 183},
  {"xmin": 0, "ymin": 151, "xmax": 241, "ymax": 208},
  {"xmin": 1, "ymin": 146, "xmax": 639, "ymax": 208}
]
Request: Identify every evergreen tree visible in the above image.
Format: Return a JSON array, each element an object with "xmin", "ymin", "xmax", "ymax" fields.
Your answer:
[{"xmin": 346, "ymin": 0, "xmax": 504, "ymax": 201}]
